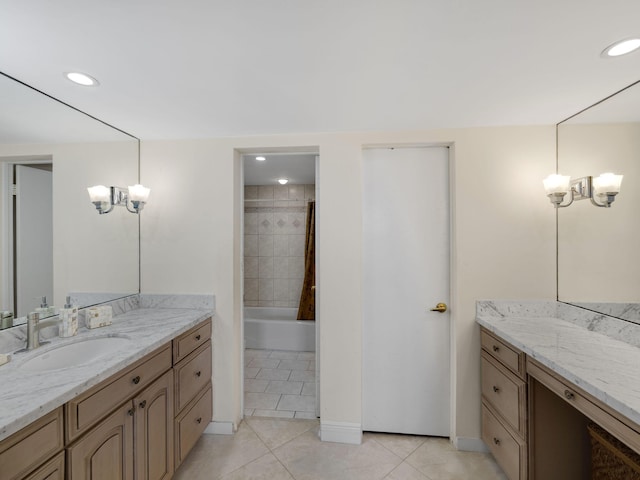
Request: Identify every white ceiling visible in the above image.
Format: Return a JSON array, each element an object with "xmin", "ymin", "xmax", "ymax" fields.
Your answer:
[
  {"xmin": 244, "ymin": 154, "xmax": 316, "ymax": 185},
  {"xmin": 1, "ymin": 1, "xmax": 640, "ymax": 140}
]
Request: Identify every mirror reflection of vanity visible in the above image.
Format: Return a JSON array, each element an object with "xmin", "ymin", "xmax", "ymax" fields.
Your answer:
[
  {"xmin": 557, "ymin": 80, "xmax": 640, "ymax": 323},
  {"xmin": 0, "ymin": 72, "xmax": 140, "ymax": 327}
]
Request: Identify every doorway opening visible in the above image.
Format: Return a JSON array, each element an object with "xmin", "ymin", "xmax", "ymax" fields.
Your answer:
[
  {"xmin": 1, "ymin": 157, "xmax": 53, "ymax": 324},
  {"xmin": 241, "ymin": 151, "xmax": 319, "ymax": 419}
]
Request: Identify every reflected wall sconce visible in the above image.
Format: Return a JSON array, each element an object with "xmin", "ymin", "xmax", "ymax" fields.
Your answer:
[
  {"xmin": 543, "ymin": 173, "xmax": 623, "ymax": 208},
  {"xmin": 87, "ymin": 184, "xmax": 150, "ymax": 214}
]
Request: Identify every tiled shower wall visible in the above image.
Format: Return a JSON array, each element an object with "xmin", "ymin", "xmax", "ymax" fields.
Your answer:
[{"xmin": 244, "ymin": 184, "xmax": 315, "ymax": 308}]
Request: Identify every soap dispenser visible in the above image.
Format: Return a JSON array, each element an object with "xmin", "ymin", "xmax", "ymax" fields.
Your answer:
[
  {"xmin": 35, "ymin": 296, "xmax": 56, "ymax": 317},
  {"xmin": 58, "ymin": 296, "xmax": 78, "ymax": 337}
]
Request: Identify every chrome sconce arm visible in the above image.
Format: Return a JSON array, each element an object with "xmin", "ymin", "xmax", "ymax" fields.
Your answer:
[
  {"xmin": 87, "ymin": 184, "xmax": 150, "ymax": 215},
  {"xmin": 544, "ymin": 173, "xmax": 622, "ymax": 209}
]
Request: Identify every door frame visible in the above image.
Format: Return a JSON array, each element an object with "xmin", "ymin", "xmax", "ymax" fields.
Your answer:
[
  {"xmin": 360, "ymin": 142, "xmax": 456, "ymax": 440},
  {"xmin": 0, "ymin": 155, "xmax": 52, "ymax": 317},
  {"xmin": 236, "ymin": 147, "xmax": 321, "ymax": 420}
]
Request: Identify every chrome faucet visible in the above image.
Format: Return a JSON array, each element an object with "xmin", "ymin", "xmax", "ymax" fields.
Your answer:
[{"xmin": 24, "ymin": 312, "xmax": 58, "ymax": 350}]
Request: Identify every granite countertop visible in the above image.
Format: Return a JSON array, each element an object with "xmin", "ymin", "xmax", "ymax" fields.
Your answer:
[
  {"xmin": 0, "ymin": 306, "xmax": 212, "ymax": 442},
  {"xmin": 477, "ymin": 301, "xmax": 640, "ymax": 428}
]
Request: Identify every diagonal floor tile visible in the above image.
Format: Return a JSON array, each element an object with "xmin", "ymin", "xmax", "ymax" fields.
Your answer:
[
  {"xmin": 366, "ymin": 432, "xmax": 427, "ymax": 460},
  {"xmin": 219, "ymin": 452, "xmax": 294, "ymax": 480},
  {"xmin": 273, "ymin": 430, "xmax": 402, "ymax": 480},
  {"xmin": 245, "ymin": 416, "xmax": 319, "ymax": 450},
  {"xmin": 385, "ymin": 462, "xmax": 431, "ymax": 480},
  {"xmin": 173, "ymin": 422, "xmax": 269, "ymax": 480}
]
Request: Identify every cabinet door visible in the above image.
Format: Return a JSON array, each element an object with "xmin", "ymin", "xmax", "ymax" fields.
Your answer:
[
  {"xmin": 23, "ymin": 452, "xmax": 64, "ymax": 480},
  {"xmin": 67, "ymin": 402, "xmax": 134, "ymax": 480},
  {"xmin": 134, "ymin": 370, "xmax": 174, "ymax": 480}
]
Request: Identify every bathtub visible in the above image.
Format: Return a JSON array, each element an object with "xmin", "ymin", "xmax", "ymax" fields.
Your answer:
[{"xmin": 244, "ymin": 307, "xmax": 315, "ymax": 352}]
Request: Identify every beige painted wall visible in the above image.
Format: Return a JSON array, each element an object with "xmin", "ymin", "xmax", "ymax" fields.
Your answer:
[{"xmin": 139, "ymin": 125, "xmax": 556, "ymax": 444}]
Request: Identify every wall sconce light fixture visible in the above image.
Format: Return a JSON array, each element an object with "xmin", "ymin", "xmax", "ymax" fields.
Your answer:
[
  {"xmin": 87, "ymin": 184, "xmax": 150, "ymax": 214},
  {"xmin": 543, "ymin": 173, "xmax": 623, "ymax": 208}
]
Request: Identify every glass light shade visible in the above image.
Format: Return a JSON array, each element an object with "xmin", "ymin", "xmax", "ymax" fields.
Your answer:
[
  {"xmin": 87, "ymin": 185, "xmax": 110, "ymax": 203},
  {"xmin": 593, "ymin": 173, "xmax": 623, "ymax": 194},
  {"xmin": 278, "ymin": 178, "xmax": 289, "ymax": 185},
  {"xmin": 128, "ymin": 184, "xmax": 150, "ymax": 202},
  {"xmin": 543, "ymin": 174, "xmax": 571, "ymax": 194}
]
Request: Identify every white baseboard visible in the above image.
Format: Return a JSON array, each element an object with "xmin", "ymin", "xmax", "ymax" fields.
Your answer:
[
  {"xmin": 454, "ymin": 436, "xmax": 489, "ymax": 453},
  {"xmin": 204, "ymin": 421, "xmax": 235, "ymax": 435},
  {"xmin": 320, "ymin": 421, "xmax": 362, "ymax": 445}
]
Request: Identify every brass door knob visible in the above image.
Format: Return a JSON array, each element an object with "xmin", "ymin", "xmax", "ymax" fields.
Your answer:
[{"xmin": 430, "ymin": 303, "xmax": 448, "ymax": 313}]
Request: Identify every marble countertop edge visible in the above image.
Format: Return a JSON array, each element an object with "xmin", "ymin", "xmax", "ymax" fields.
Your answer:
[
  {"xmin": 0, "ymin": 306, "xmax": 213, "ymax": 442},
  {"xmin": 477, "ymin": 314, "xmax": 640, "ymax": 428}
]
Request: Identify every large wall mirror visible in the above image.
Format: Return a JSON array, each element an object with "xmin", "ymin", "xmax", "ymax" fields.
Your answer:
[
  {"xmin": 0, "ymin": 72, "xmax": 140, "ymax": 327},
  {"xmin": 557, "ymin": 80, "xmax": 640, "ymax": 323}
]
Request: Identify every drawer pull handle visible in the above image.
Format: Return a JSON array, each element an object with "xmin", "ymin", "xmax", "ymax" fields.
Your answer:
[
  {"xmin": 196, "ymin": 417, "xmax": 202, "ymax": 424},
  {"xmin": 128, "ymin": 408, "xmax": 135, "ymax": 416},
  {"xmin": 195, "ymin": 370, "xmax": 202, "ymax": 377},
  {"xmin": 195, "ymin": 334, "xmax": 201, "ymax": 340},
  {"xmin": 493, "ymin": 437, "xmax": 500, "ymax": 445},
  {"xmin": 492, "ymin": 345, "xmax": 500, "ymax": 353},
  {"xmin": 564, "ymin": 390, "xmax": 575, "ymax": 400},
  {"xmin": 139, "ymin": 400, "xmax": 147, "ymax": 409},
  {"xmin": 132, "ymin": 376, "xmax": 141, "ymax": 385},
  {"xmin": 492, "ymin": 386, "xmax": 500, "ymax": 393}
]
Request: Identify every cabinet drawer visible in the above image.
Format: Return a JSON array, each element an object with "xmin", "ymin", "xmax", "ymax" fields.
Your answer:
[
  {"xmin": 481, "ymin": 355, "xmax": 526, "ymax": 436},
  {"xmin": 173, "ymin": 318, "xmax": 211, "ymax": 364},
  {"xmin": 66, "ymin": 344, "xmax": 172, "ymax": 442},
  {"xmin": 23, "ymin": 451, "xmax": 64, "ymax": 480},
  {"xmin": 175, "ymin": 384, "xmax": 212, "ymax": 467},
  {"xmin": 482, "ymin": 403, "xmax": 525, "ymax": 480},
  {"xmin": 481, "ymin": 328, "xmax": 524, "ymax": 377},
  {"xmin": 527, "ymin": 358, "xmax": 640, "ymax": 455},
  {"xmin": 175, "ymin": 341, "xmax": 212, "ymax": 412},
  {"xmin": 0, "ymin": 407, "xmax": 63, "ymax": 480}
]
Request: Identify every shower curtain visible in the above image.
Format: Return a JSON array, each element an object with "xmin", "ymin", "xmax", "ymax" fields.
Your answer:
[{"xmin": 297, "ymin": 201, "xmax": 315, "ymax": 320}]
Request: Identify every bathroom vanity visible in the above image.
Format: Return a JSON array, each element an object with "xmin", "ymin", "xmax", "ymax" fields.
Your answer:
[
  {"xmin": 477, "ymin": 301, "xmax": 640, "ymax": 480},
  {"xmin": 0, "ymin": 301, "xmax": 213, "ymax": 480}
]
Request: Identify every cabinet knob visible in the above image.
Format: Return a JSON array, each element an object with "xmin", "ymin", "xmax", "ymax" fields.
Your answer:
[
  {"xmin": 139, "ymin": 400, "xmax": 147, "ymax": 409},
  {"xmin": 492, "ymin": 386, "xmax": 500, "ymax": 393},
  {"xmin": 492, "ymin": 345, "xmax": 500, "ymax": 353},
  {"xmin": 196, "ymin": 417, "xmax": 202, "ymax": 424},
  {"xmin": 132, "ymin": 376, "xmax": 141, "ymax": 385},
  {"xmin": 195, "ymin": 371, "xmax": 202, "ymax": 377},
  {"xmin": 493, "ymin": 437, "xmax": 500, "ymax": 445},
  {"xmin": 195, "ymin": 334, "xmax": 201, "ymax": 340},
  {"xmin": 128, "ymin": 408, "xmax": 135, "ymax": 416},
  {"xmin": 564, "ymin": 389, "xmax": 575, "ymax": 400}
]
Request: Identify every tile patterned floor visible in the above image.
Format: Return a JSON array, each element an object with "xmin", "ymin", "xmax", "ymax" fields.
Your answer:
[
  {"xmin": 173, "ymin": 417, "xmax": 508, "ymax": 480},
  {"xmin": 244, "ymin": 349, "xmax": 317, "ymax": 419}
]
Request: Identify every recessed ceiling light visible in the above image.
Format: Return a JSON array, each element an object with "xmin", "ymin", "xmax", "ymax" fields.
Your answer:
[
  {"xmin": 602, "ymin": 38, "xmax": 640, "ymax": 57},
  {"xmin": 278, "ymin": 178, "xmax": 289, "ymax": 185},
  {"xmin": 256, "ymin": 156, "xmax": 266, "ymax": 161},
  {"xmin": 65, "ymin": 72, "xmax": 99, "ymax": 86}
]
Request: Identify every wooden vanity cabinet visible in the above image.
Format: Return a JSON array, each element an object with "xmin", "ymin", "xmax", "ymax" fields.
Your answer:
[
  {"xmin": 1, "ymin": 316, "xmax": 212, "ymax": 480},
  {"xmin": 480, "ymin": 327, "xmax": 528, "ymax": 480},
  {"xmin": 0, "ymin": 407, "xmax": 64, "ymax": 480},
  {"xmin": 172, "ymin": 319, "xmax": 213, "ymax": 468},
  {"xmin": 66, "ymin": 345, "xmax": 174, "ymax": 480}
]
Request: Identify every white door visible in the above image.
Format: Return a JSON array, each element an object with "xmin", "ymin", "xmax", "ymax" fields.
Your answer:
[
  {"xmin": 16, "ymin": 165, "xmax": 53, "ymax": 317},
  {"xmin": 362, "ymin": 146, "xmax": 450, "ymax": 436}
]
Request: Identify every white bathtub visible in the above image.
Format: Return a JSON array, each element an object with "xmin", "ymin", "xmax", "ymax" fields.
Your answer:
[{"xmin": 244, "ymin": 307, "xmax": 315, "ymax": 351}]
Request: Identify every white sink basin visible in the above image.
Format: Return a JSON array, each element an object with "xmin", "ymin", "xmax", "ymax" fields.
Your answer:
[{"xmin": 19, "ymin": 336, "xmax": 131, "ymax": 373}]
